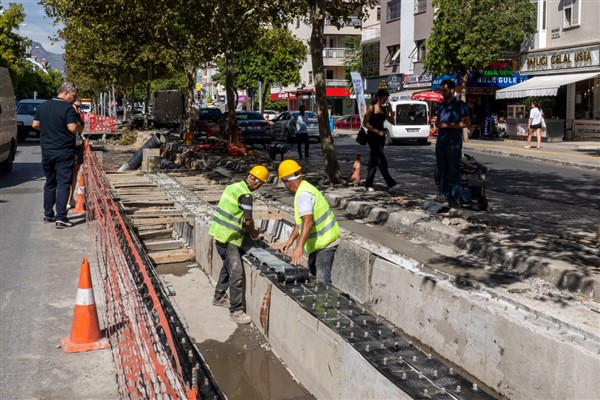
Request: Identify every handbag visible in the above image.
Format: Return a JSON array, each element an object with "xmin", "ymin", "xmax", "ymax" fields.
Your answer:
[{"xmin": 355, "ymin": 127, "xmax": 368, "ymax": 145}]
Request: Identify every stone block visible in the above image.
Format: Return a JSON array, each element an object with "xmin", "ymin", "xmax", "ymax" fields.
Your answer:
[
  {"xmin": 142, "ymin": 148, "xmax": 160, "ymax": 172},
  {"xmin": 331, "ymin": 240, "xmax": 372, "ymax": 303}
]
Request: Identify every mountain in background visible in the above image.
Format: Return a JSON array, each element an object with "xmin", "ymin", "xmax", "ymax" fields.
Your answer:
[{"xmin": 30, "ymin": 41, "xmax": 65, "ymax": 74}]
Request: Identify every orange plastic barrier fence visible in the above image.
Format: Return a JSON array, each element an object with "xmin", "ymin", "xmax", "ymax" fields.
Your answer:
[
  {"xmin": 84, "ymin": 113, "xmax": 116, "ymax": 132},
  {"xmin": 82, "ymin": 143, "xmax": 223, "ymax": 399}
]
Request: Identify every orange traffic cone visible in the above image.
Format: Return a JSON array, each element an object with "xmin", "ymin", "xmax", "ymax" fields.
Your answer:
[
  {"xmin": 61, "ymin": 257, "xmax": 109, "ymax": 353},
  {"xmin": 348, "ymin": 153, "xmax": 361, "ymax": 183},
  {"xmin": 69, "ymin": 173, "xmax": 86, "ymax": 214}
]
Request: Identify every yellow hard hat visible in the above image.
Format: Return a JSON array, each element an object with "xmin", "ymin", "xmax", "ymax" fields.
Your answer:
[
  {"xmin": 278, "ymin": 159, "xmax": 301, "ymax": 179},
  {"xmin": 249, "ymin": 165, "xmax": 269, "ymax": 183}
]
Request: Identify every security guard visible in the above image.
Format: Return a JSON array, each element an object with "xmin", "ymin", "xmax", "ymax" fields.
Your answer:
[
  {"xmin": 278, "ymin": 160, "xmax": 340, "ymax": 285},
  {"xmin": 209, "ymin": 165, "xmax": 269, "ymax": 324}
]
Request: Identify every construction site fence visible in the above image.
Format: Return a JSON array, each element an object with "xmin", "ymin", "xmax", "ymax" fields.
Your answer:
[
  {"xmin": 82, "ymin": 142, "xmax": 223, "ymax": 400},
  {"xmin": 83, "ymin": 113, "xmax": 116, "ymax": 132}
]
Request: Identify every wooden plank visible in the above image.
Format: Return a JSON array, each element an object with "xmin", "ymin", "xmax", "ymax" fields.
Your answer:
[
  {"xmin": 137, "ymin": 229, "xmax": 173, "ymax": 240},
  {"xmin": 144, "ymin": 239, "xmax": 184, "ymax": 252},
  {"xmin": 253, "ymin": 212, "xmax": 284, "ymax": 221},
  {"xmin": 149, "ymin": 250, "xmax": 195, "ymax": 265},
  {"xmin": 135, "ymin": 224, "xmax": 167, "ymax": 231},
  {"xmin": 121, "ymin": 200, "xmax": 176, "ymax": 207},
  {"xmin": 133, "ymin": 217, "xmax": 191, "ymax": 225}
]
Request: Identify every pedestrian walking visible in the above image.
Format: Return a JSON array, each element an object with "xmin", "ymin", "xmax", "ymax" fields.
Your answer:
[
  {"xmin": 292, "ymin": 105, "xmax": 310, "ymax": 159},
  {"xmin": 32, "ymin": 81, "xmax": 80, "ymax": 228},
  {"xmin": 362, "ymin": 88, "xmax": 401, "ymax": 193},
  {"xmin": 208, "ymin": 165, "xmax": 270, "ymax": 324},
  {"xmin": 525, "ymin": 101, "xmax": 543, "ymax": 150},
  {"xmin": 435, "ymin": 79, "xmax": 471, "ymax": 208},
  {"xmin": 278, "ymin": 160, "xmax": 340, "ymax": 285},
  {"xmin": 67, "ymin": 99, "xmax": 85, "ymax": 209}
]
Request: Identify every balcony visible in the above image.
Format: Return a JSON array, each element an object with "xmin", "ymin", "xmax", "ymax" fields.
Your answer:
[
  {"xmin": 323, "ymin": 48, "xmax": 350, "ymax": 58},
  {"xmin": 362, "ymin": 26, "xmax": 381, "ymax": 42},
  {"xmin": 325, "ymin": 16, "xmax": 362, "ymax": 28}
]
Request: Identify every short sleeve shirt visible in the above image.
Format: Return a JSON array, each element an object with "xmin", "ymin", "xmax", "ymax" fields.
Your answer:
[
  {"xmin": 529, "ymin": 107, "xmax": 542, "ymax": 125},
  {"xmin": 296, "ymin": 191, "xmax": 315, "ymax": 217},
  {"xmin": 238, "ymin": 194, "xmax": 253, "ymax": 220},
  {"xmin": 35, "ymin": 98, "xmax": 78, "ymax": 155},
  {"xmin": 295, "ymin": 113, "xmax": 308, "ymax": 134},
  {"xmin": 436, "ymin": 98, "xmax": 469, "ymax": 145}
]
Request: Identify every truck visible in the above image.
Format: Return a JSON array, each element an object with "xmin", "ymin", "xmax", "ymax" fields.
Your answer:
[
  {"xmin": 0, "ymin": 67, "xmax": 17, "ymax": 171},
  {"xmin": 151, "ymin": 90, "xmax": 185, "ymax": 129}
]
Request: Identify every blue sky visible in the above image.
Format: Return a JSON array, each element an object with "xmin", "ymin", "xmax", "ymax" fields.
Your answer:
[{"xmin": 10, "ymin": 0, "xmax": 64, "ymax": 53}]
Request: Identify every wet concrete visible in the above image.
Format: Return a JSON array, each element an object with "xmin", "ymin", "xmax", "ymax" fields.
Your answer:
[{"xmin": 195, "ymin": 326, "xmax": 314, "ymax": 400}]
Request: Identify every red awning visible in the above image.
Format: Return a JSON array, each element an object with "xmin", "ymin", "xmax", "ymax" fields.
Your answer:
[{"xmin": 412, "ymin": 91, "xmax": 443, "ymax": 102}]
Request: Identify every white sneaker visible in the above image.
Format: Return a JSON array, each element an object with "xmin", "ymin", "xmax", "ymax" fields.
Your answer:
[
  {"xmin": 230, "ymin": 310, "xmax": 252, "ymax": 324},
  {"xmin": 388, "ymin": 184, "xmax": 402, "ymax": 193},
  {"xmin": 364, "ymin": 187, "xmax": 375, "ymax": 192}
]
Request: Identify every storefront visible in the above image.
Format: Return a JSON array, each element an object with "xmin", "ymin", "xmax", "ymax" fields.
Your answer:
[
  {"xmin": 270, "ymin": 85, "xmax": 352, "ymax": 116},
  {"xmin": 496, "ymin": 43, "xmax": 600, "ymax": 141},
  {"xmin": 365, "ymin": 74, "xmax": 403, "ymax": 96},
  {"xmin": 395, "ymin": 73, "xmax": 433, "ymax": 100}
]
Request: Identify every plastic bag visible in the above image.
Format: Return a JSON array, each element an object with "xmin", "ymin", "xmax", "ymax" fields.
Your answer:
[{"xmin": 355, "ymin": 127, "xmax": 368, "ymax": 145}]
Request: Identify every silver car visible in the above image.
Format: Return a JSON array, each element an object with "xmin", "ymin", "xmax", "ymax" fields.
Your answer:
[{"xmin": 270, "ymin": 111, "xmax": 319, "ymax": 143}]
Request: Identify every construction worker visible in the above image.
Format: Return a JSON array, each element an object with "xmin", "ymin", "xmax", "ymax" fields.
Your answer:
[
  {"xmin": 208, "ymin": 165, "xmax": 269, "ymax": 324},
  {"xmin": 278, "ymin": 160, "xmax": 340, "ymax": 285}
]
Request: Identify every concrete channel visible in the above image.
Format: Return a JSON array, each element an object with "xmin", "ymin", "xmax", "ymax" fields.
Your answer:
[{"xmin": 106, "ymin": 166, "xmax": 600, "ymax": 400}]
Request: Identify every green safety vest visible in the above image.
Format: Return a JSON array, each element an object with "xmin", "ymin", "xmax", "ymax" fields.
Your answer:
[
  {"xmin": 208, "ymin": 181, "xmax": 251, "ymax": 246},
  {"xmin": 294, "ymin": 180, "xmax": 340, "ymax": 254}
]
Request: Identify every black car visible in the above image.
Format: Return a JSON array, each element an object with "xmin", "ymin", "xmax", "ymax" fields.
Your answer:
[
  {"xmin": 218, "ymin": 111, "xmax": 272, "ymax": 146},
  {"xmin": 198, "ymin": 108, "xmax": 223, "ymax": 124}
]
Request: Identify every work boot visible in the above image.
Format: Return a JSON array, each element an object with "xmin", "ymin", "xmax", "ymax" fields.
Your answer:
[
  {"xmin": 212, "ymin": 296, "xmax": 230, "ymax": 308},
  {"xmin": 230, "ymin": 310, "xmax": 252, "ymax": 324}
]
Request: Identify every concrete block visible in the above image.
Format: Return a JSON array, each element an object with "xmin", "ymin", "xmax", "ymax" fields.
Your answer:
[
  {"xmin": 142, "ymin": 148, "xmax": 160, "ymax": 172},
  {"xmin": 331, "ymin": 240, "xmax": 372, "ymax": 303}
]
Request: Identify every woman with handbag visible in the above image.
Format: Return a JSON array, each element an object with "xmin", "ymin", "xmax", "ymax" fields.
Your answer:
[{"xmin": 362, "ymin": 88, "xmax": 401, "ymax": 193}]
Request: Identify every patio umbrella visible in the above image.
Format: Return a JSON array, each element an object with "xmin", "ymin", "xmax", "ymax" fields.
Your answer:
[{"xmin": 412, "ymin": 91, "xmax": 444, "ymax": 102}]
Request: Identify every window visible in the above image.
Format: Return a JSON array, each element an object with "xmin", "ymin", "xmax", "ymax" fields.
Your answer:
[
  {"xmin": 387, "ymin": 0, "xmax": 401, "ymax": 21},
  {"xmin": 415, "ymin": 40, "xmax": 426, "ymax": 62},
  {"xmin": 362, "ymin": 43, "xmax": 380, "ymax": 77},
  {"xmin": 377, "ymin": 6, "xmax": 381, "ymax": 21},
  {"xmin": 308, "ymin": 72, "xmax": 313, "ymax": 84},
  {"xmin": 414, "ymin": 0, "xmax": 427, "ymax": 14},
  {"xmin": 384, "ymin": 45, "xmax": 400, "ymax": 66},
  {"xmin": 326, "ymin": 70, "xmax": 334, "ymax": 80},
  {"xmin": 563, "ymin": 0, "xmax": 580, "ymax": 28},
  {"xmin": 542, "ymin": 0, "xmax": 546, "ymax": 30}
]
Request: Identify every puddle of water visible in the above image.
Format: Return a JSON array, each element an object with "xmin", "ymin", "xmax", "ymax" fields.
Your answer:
[{"xmin": 196, "ymin": 326, "xmax": 314, "ymax": 400}]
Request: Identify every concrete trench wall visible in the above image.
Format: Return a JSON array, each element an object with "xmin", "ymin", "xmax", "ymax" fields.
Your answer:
[{"xmin": 172, "ymin": 203, "xmax": 600, "ymax": 400}]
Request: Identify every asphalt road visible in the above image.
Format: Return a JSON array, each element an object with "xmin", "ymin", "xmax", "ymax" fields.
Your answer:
[
  {"xmin": 0, "ymin": 141, "xmax": 118, "ymax": 399},
  {"xmin": 330, "ymin": 137, "xmax": 600, "ymax": 234}
]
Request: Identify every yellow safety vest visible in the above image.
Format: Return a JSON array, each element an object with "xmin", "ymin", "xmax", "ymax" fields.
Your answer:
[
  {"xmin": 294, "ymin": 180, "xmax": 340, "ymax": 254},
  {"xmin": 208, "ymin": 181, "xmax": 251, "ymax": 246}
]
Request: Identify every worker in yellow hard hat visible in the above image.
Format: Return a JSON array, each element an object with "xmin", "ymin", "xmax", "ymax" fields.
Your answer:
[
  {"xmin": 208, "ymin": 165, "xmax": 269, "ymax": 324},
  {"xmin": 277, "ymin": 159, "xmax": 340, "ymax": 285}
]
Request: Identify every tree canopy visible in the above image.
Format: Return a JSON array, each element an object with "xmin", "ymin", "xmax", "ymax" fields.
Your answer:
[{"xmin": 424, "ymin": 0, "xmax": 536, "ymax": 74}]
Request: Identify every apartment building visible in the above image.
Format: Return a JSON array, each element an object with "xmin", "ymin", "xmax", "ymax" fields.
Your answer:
[
  {"xmin": 496, "ymin": 0, "xmax": 600, "ymax": 141},
  {"xmin": 271, "ymin": 14, "xmax": 369, "ymax": 115}
]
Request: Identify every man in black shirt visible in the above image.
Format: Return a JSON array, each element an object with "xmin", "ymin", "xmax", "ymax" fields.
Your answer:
[{"xmin": 32, "ymin": 82, "xmax": 80, "ymax": 228}]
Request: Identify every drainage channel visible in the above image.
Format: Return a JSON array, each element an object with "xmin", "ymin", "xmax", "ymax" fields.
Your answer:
[
  {"xmin": 107, "ymin": 171, "xmax": 313, "ymax": 399},
  {"xmin": 150, "ymin": 172, "xmax": 496, "ymax": 399},
  {"xmin": 243, "ymin": 248, "xmax": 493, "ymax": 400}
]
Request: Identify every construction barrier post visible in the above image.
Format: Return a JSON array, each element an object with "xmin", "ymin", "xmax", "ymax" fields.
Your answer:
[
  {"xmin": 69, "ymin": 173, "xmax": 86, "ymax": 214},
  {"xmin": 61, "ymin": 256, "xmax": 109, "ymax": 353},
  {"xmin": 348, "ymin": 153, "xmax": 361, "ymax": 183}
]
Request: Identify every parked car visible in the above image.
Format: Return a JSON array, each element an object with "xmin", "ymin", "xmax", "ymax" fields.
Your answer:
[
  {"xmin": 263, "ymin": 109, "xmax": 278, "ymax": 121},
  {"xmin": 16, "ymin": 99, "xmax": 46, "ymax": 142},
  {"xmin": 334, "ymin": 114, "xmax": 361, "ymax": 130},
  {"xmin": 198, "ymin": 107, "xmax": 223, "ymax": 124},
  {"xmin": 383, "ymin": 100, "xmax": 430, "ymax": 145},
  {"xmin": 217, "ymin": 110, "xmax": 272, "ymax": 146},
  {"xmin": 271, "ymin": 111, "xmax": 319, "ymax": 143},
  {"xmin": 0, "ymin": 67, "xmax": 17, "ymax": 172}
]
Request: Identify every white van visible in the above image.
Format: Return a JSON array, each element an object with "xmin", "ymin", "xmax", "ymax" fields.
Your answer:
[
  {"xmin": 0, "ymin": 67, "xmax": 18, "ymax": 172},
  {"xmin": 383, "ymin": 100, "xmax": 430, "ymax": 145}
]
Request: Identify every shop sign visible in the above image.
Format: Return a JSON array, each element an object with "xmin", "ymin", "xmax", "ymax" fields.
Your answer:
[
  {"xmin": 521, "ymin": 45, "xmax": 600, "ymax": 73},
  {"xmin": 366, "ymin": 74, "xmax": 403, "ymax": 93},
  {"xmin": 472, "ymin": 73, "xmax": 529, "ymax": 88},
  {"xmin": 573, "ymin": 120, "xmax": 600, "ymax": 140},
  {"xmin": 551, "ymin": 28, "xmax": 560, "ymax": 39},
  {"xmin": 482, "ymin": 60, "xmax": 514, "ymax": 77},
  {"xmin": 403, "ymin": 73, "xmax": 432, "ymax": 89}
]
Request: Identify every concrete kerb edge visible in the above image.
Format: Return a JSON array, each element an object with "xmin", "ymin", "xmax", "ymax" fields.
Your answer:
[{"xmin": 464, "ymin": 146, "xmax": 600, "ymax": 171}]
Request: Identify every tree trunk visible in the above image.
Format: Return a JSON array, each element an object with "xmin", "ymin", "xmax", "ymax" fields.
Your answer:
[
  {"xmin": 461, "ymin": 71, "xmax": 470, "ymax": 142},
  {"xmin": 144, "ymin": 64, "xmax": 153, "ymax": 130},
  {"xmin": 184, "ymin": 66, "xmax": 197, "ymax": 133},
  {"xmin": 310, "ymin": 0, "xmax": 342, "ymax": 185},
  {"xmin": 225, "ymin": 47, "xmax": 240, "ymax": 144}
]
